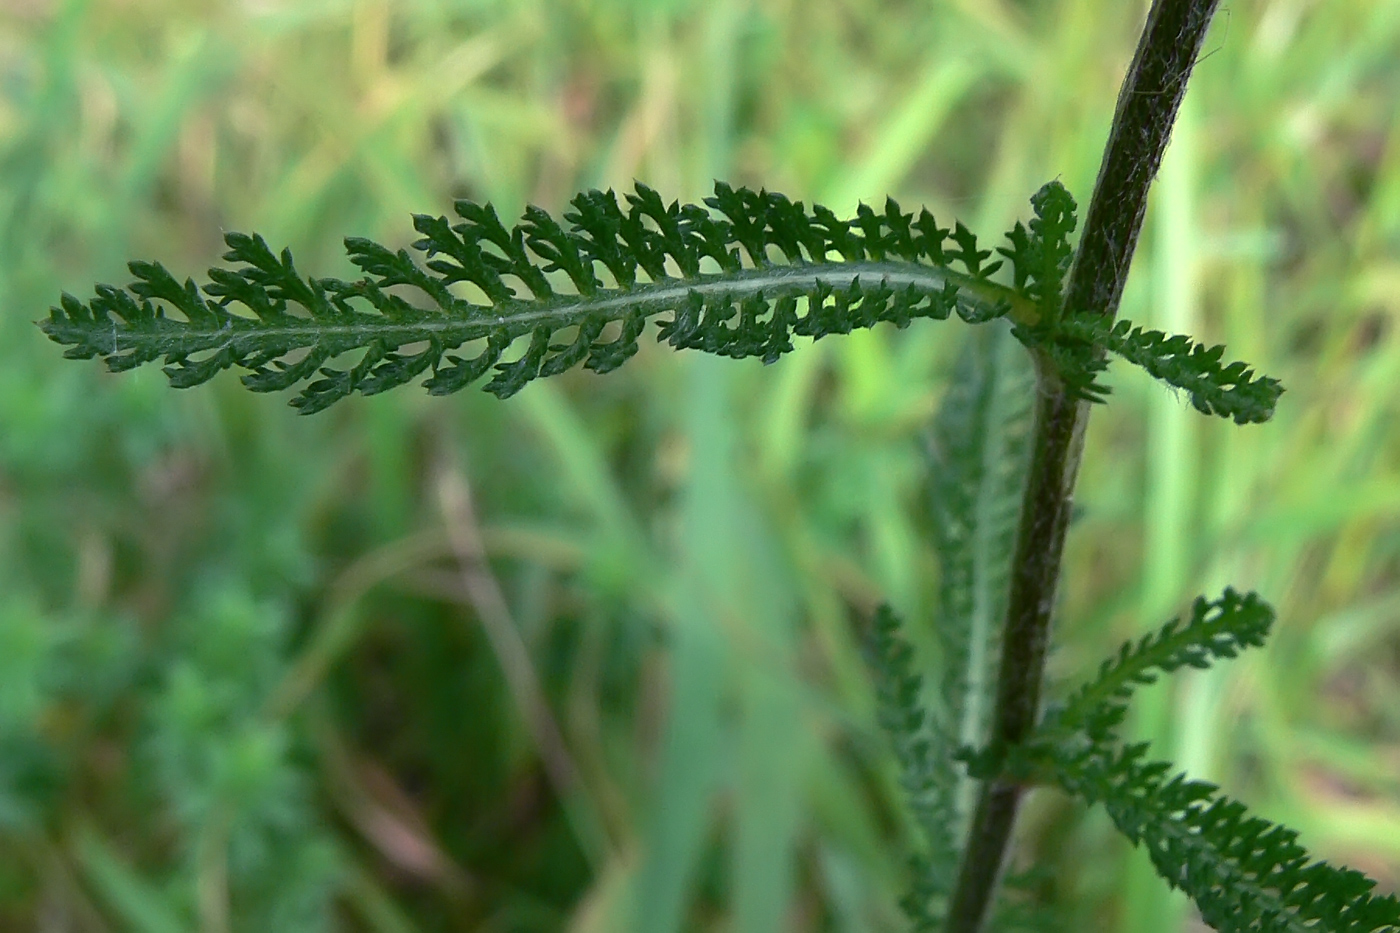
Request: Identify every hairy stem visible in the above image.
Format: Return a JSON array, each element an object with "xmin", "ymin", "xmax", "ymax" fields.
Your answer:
[
  {"xmin": 942, "ymin": 0, "xmax": 1222, "ymax": 929},
  {"xmin": 1066, "ymin": 0, "xmax": 1224, "ymax": 323}
]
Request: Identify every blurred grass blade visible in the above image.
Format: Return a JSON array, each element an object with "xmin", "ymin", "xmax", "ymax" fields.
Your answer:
[
  {"xmin": 734, "ymin": 642, "xmax": 806, "ymax": 933},
  {"xmin": 1126, "ymin": 92, "xmax": 1201, "ymax": 933},
  {"xmin": 74, "ymin": 824, "xmax": 191, "ymax": 933},
  {"xmin": 635, "ymin": 356, "xmax": 735, "ymax": 933},
  {"xmin": 635, "ymin": 578, "xmax": 726, "ymax": 933},
  {"xmin": 342, "ymin": 861, "xmax": 424, "ymax": 933},
  {"xmin": 827, "ymin": 56, "xmax": 982, "ymax": 209}
]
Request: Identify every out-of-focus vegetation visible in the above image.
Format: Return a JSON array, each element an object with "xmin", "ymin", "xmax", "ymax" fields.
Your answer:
[{"xmin": 0, "ymin": 0, "xmax": 1396, "ymax": 930}]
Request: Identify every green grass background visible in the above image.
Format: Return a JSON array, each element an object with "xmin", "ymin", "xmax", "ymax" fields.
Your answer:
[{"xmin": 1, "ymin": 0, "xmax": 1397, "ymax": 930}]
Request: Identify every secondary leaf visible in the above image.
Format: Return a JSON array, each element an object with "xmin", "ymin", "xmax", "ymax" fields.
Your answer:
[
  {"xmin": 870, "ymin": 604, "xmax": 963, "ymax": 931},
  {"xmin": 924, "ymin": 318, "xmax": 1035, "ymax": 816},
  {"xmin": 1050, "ymin": 588, "xmax": 1274, "ymax": 742},
  {"xmin": 1049, "ymin": 740, "xmax": 1400, "ymax": 933},
  {"xmin": 1054, "ymin": 315, "xmax": 1283, "ymax": 424}
]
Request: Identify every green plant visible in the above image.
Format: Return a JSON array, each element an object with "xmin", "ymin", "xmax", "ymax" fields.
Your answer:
[{"xmin": 32, "ymin": 0, "xmax": 1400, "ymax": 931}]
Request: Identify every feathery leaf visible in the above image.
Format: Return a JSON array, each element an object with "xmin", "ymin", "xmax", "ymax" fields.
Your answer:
[
  {"xmin": 998, "ymin": 181, "xmax": 1078, "ymax": 324},
  {"xmin": 870, "ymin": 605, "xmax": 964, "ymax": 931},
  {"xmin": 41, "ymin": 183, "xmax": 1017, "ymax": 413},
  {"xmin": 1057, "ymin": 316, "xmax": 1283, "ymax": 424},
  {"xmin": 1049, "ymin": 588, "xmax": 1274, "ymax": 742},
  {"xmin": 40, "ymin": 179, "xmax": 1283, "ymax": 425},
  {"xmin": 924, "ymin": 318, "xmax": 1035, "ymax": 821},
  {"xmin": 1048, "ymin": 741, "xmax": 1400, "ymax": 933}
]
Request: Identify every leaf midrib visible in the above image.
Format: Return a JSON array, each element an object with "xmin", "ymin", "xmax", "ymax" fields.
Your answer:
[{"xmin": 69, "ymin": 260, "xmax": 1030, "ymax": 354}]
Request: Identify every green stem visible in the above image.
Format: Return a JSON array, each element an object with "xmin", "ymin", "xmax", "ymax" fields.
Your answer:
[{"xmin": 942, "ymin": 0, "xmax": 1221, "ymax": 930}]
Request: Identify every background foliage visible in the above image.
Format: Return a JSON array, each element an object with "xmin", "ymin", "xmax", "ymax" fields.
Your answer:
[{"xmin": 1, "ymin": 0, "xmax": 1397, "ymax": 930}]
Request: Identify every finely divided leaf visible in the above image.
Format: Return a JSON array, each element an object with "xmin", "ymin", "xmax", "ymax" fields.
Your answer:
[
  {"xmin": 1055, "ymin": 316, "xmax": 1284, "ymax": 424},
  {"xmin": 1051, "ymin": 588, "xmax": 1274, "ymax": 742},
  {"xmin": 41, "ymin": 183, "xmax": 1016, "ymax": 413},
  {"xmin": 925, "ymin": 318, "xmax": 1035, "ymax": 811},
  {"xmin": 998, "ymin": 180, "xmax": 1078, "ymax": 323},
  {"xmin": 40, "ymin": 179, "xmax": 1284, "ymax": 425},
  {"xmin": 1049, "ymin": 741, "xmax": 1400, "ymax": 933},
  {"xmin": 870, "ymin": 605, "xmax": 963, "ymax": 931}
]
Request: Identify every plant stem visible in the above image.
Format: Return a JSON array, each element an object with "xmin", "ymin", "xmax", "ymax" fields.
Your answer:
[
  {"xmin": 942, "ymin": 0, "xmax": 1222, "ymax": 930},
  {"xmin": 1066, "ymin": 0, "xmax": 1224, "ymax": 323}
]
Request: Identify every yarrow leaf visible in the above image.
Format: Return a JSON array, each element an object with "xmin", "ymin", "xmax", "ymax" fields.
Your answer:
[
  {"xmin": 952, "ymin": 585, "xmax": 1397, "ymax": 932},
  {"xmin": 1047, "ymin": 740, "xmax": 1400, "ymax": 933},
  {"xmin": 923, "ymin": 317, "xmax": 1036, "ymax": 828},
  {"xmin": 998, "ymin": 180, "xmax": 1078, "ymax": 324},
  {"xmin": 999, "ymin": 182, "xmax": 1283, "ymax": 422},
  {"xmin": 41, "ymin": 183, "xmax": 1018, "ymax": 414},
  {"xmin": 870, "ymin": 605, "xmax": 963, "ymax": 931},
  {"xmin": 40, "ymin": 179, "xmax": 1282, "ymax": 424},
  {"xmin": 1055, "ymin": 315, "xmax": 1283, "ymax": 424},
  {"xmin": 1049, "ymin": 588, "xmax": 1275, "ymax": 742}
]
